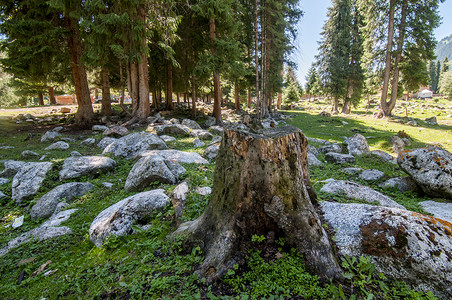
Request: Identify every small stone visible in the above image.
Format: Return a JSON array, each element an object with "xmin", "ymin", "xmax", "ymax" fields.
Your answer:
[
  {"xmin": 391, "ymin": 136, "xmax": 405, "ymax": 153},
  {"xmin": 70, "ymin": 151, "xmax": 82, "ymax": 157},
  {"xmin": 12, "ymin": 215, "xmax": 24, "ymax": 229},
  {"xmin": 307, "ymin": 152, "xmax": 323, "ymax": 167},
  {"xmin": 325, "ymin": 153, "xmax": 355, "ymax": 164},
  {"xmin": 204, "ymin": 143, "xmax": 220, "ymax": 160},
  {"xmin": 21, "ymin": 150, "xmax": 39, "ymax": 158},
  {"xmin": 41, "ymin": 131, "xmax": 61, "ymax": 143},
  {"xmin": 160, "ymin": 135, "xmax": 176, "ymax": 142},
  {"xmin": 193, "ymin": 139, "xmax": 205, "ymax": 148},
  {"xmin": 44, "ymin": 141, "xmax": 69, "ymax": 150},
  {"xmin": 342, "ymin": 167, "xmax": 363, "ymax": 175},
  {"xmin": 53, "ymin": 126, "xmax": 64, "ymax": 133},
  {"xmin": 181, "ymin": 119, "xmax": 201, "ymax": 129},
  {"xmin": 92, "ymin": 125, "xmax": 108, "ymax": 132},
  {"xmin": 102, "ymin": 182, "xmax": 114, "ymax": 189},
  {"xmin": 81, "ymin": 138, "xmax": 96, "ymax": 146},
  {"xmin": 196, "ymin": 187, "xmax": 212, "ymax": 196},
  {"xmin": 359, "ymin": 169, "xmax": 385, "ymax": 181},
  {"xmin": 103, "ymin": 126, "xmax": 129, "ymax": 137}
]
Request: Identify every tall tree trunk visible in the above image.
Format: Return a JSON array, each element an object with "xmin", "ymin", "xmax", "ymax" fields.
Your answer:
[
  {"xmin": 210, "ymin": 17, "xmax": 222, "ymax": 125},
  {"xmin": 254, "ymin": 0, "xmax": 261, "ymax": 119},
  {"xmin": 173, "ymin": 126, "xmax": 342, "ymax": 283},
  {"xmin": 247, "ymin": 88, "xmax": 251, "ymax": 108},
  {"xmin": 65, "ymin": 15, "xmax": 94, "ymax": 128},
  {"xmin": 332, "ymin": 96, "xmax": 339, "ymax": 114},
  {"xmin": 388, "ymin": 0, "xmax": 408, "ymax": 115},
  {"xmin": 277, "ymin": 92, "xmax": 282, "ymax": 110},
  {"xmin": 379, "ymin": 0, "xmax": 396, "ymax": 118},
  {"xmin": 152, "ymin": 89, "xmax": 158, "ymax": 110},
  {"xmin": 177, "ymin": 93, "xmax": 180, "ymax": 105},
  {"xmin": 38, "ymin": 93, "xmax": 44, "ymax": 106},
  {"xmin": 101, "ymin": 66, "xmax": 112, "ymax": 116},
  {"xmin": 118, "ymin": 60, "xmax": 131, "ymax": 116},
  {"xmin": 234, "ymin": 81, "xmax": 240, "ymax": 111},
  {"xmin": 341, "ymin": 100, "xmax": 351, "ymax": 114},
  {"xmin": 192, "ymin": 80, "xmax": 197, "ymax": 119},
  {"xmin": 166, "ymin": 63, "xmax": 173, "ymax": 110},
  {"xmin": 48, "ymin": 87, "xmax": 56, "ymax": 105}
]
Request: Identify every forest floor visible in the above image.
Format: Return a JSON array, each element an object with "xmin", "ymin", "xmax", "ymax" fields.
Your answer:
[{"xmin": 0, "ymin": 97, "xmax": 449, "ymax": 299}]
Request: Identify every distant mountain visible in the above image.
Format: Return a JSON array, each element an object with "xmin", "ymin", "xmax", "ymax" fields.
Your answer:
[{"xmin": 435, "ymin": 34, "xmax": 452, "ymax": 62}]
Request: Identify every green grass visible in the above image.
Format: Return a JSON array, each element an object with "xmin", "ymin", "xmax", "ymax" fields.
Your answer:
[{"xmin": 0, "ymin": 99, "xmax": 447, "ymax": 299}]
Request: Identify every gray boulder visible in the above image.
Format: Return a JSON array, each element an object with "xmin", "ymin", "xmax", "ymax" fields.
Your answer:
[
  {"xmin": 92, "ymin": 125, "xmax": 108, "ymax": 132},
  {"xmin": 182, "ymin": 119, "xmax": 202, "ymax": 129},
  {"xmin": 321, "ymin": 201, "xmax": 452, "ymax": 299},
  {"xmin": 71, "ymin": 151, "xmax": 82, "ymax": 157},
  {"xmin": 204, "ymin": 143, "xmax": 220, "ymax": 160},
  {"xmin": 0, "ymin": 178, "xmax": 9, "ymax": 185},
  {"xmin": 391, "ymin": 136, "xmax": 405, "ymax": 153},
  {"xmin": 325, "ymin": 152, "xmax": 355, "ymax": 164},
  {"xmin": 102, "ymin": 132, "xmax": 168, "ymax": 159},
  {"xmin": 320, "ymin": 180, "xmax": 404, "ymax": 209},
  {"xmin": 425, "ymin": 116, "xmax": 438, "ymax": 126},
  {"xmin": 344, "ymin": 134, "xmax": 369, "ymax": 156},
  {"xmin": 137, "ymin": 150, "xmax": 208, "ymax": 164},
  {"xmin": 319, "ymin": 143, "xmax": 343, "ymax": 154},
  {"xmin": 341, "ymin": 167, "xmax": 363, "ymax": 175},
  {"xmin": 59, "ymin": 156, "xmax": 116, "ymax": 180},
  {"xmin": 89, "ymin": 189, "xmax": 169, "ymax": 247},
  {"xmin": 307, "ymin": 137, "xmax": 331, "ymax": 145},
  {"xmin": 160, "ymin": 135, "xmax": 176, "ymax": 142},
  {"xmin": 125, "ymin": 155, "xmax": 186, "ymax": 192},
  {"xmin": 30, "ymin": 182, "xmax": 94, "ymax": 220},
  {"xmin": 0, "ymin": 209, "xmax": 77, "ymax": 257},
  {"xmin": 97, "ymin": 137, "xmax": 117, "ymax": 150},
  {"xmin": 359, "ymin": 169, "xmax": 385, "ymax": 181},
  {"xmin": 190, "ymin": 129, "xmax": 213, "ymax": 140},
  {"xmin": 159, "ymin": 124, "xmax": 191, "ymax": 136},
  {"xmin": 44, "ymin": 141, "xmax": 69, "ymax": 150},
  {"xmin": 81, "ymin": 138, "xmax": 96, "ymax": 146},
  {"xmin": 103, "ymin": 126, "xmax": 129, "ymax": 137},
  {"xmin": 398, "ymin": 147, "xmax": 452, "ymax": 199},
  {"xmin": 307, "ymin": 152, "xmax": 323, "ymax": 167},
  {"xmin": 21, "ymin": 150, "xmax": 39, "ymax": 158},
  {"xmin": 196, "ymin": 186, "xmax": 212, "ymax": 196},
  {"xmin": 193, "ymin": 139, "xmax": 205, "ymax": 148},
  {"xmin": 419, "ymin": 200, "xmax": 452, "ymax": 223},
  {"xmin": 209, "ymin": 126, "xmax": 224, "ymax": 135},
  {"xmin": 307, "ymin": 145, "xmax": 319, "ymax": 157},
  {"xmin": 380, "ymin": 177, "xmax": 421, "ymax": 193},
  {"xmin": 41, "ymin": 131, "xmax": 61, "ymax": 143},
  {"xmin": 12, "ymin": 162, "xmax": 53, "ymax": 203},
  {"xmin": 370, "ymin": 150, "xmax": 396, "ymax": 164}
]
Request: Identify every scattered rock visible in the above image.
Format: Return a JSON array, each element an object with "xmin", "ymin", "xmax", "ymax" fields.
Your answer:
[
  {"xmin": 380, "ymin": 177, "xmax": 421, "ymax": 193},
  {"xmin": 92, "ymin": 125, "xmax": 108, "ymax": 132},
  {"xmin": 398, "ymin": 147, "xmax": 452, "ymax": 199},
  {"xmin": 319, "ymin": 143, "xmax": 343, "ymax": 154},
  {"xmin": 307, "ymin": 152, "xmax": 323, "ymax": 167},
  {"xmin": 344, "ymin": 134, "xmax": 370, "ymax": 156},
  {"xmin": 307, "ymin": 137, "xmax": 331, "ymax": 145},
  {"xmin": 0, "ymin": 209, "xmax": 77, "ymax": 257},
  {"xmin": 59, "ymin": 156, "xmax": 116, "ymax": 180},
  {"xmin": 419, "ymin": 201, "xmax": 452, "ymax": 223},
  {"xmin": 53, "ymin": 126, "xmax": 64, "ymax": 133},
  {"xmin": 325, "ymin": 153, "xmax": 355, "ymax": 164},
  {"xmin": 12, "ymin": 162, "xmax": 53, "ymax": 203},
  {"xmin": 391, "ymin": 136, "xmax": 405, "ymax": 153},
  {"xmin": 97, "ymin": 137, "xmax": 117, "ymax": 150},
  {"xmin": 321, "ymin": 201, "xmax": 452, "ymax": 299},
  {"xmin": 70, "ymin": 151, "xmax": 82, "ymax": 157},
  {"xmin": 124, "ymin": 155, "xmax": 185, "ymax": 192},
  {"xmin": 205, "ymin": 117, "xmax": 216, "ymax": 127},
  {"xmin": 11, "ymin": 215, "xmax": 24, "ymax": 229},
  {"xmin": 320, "ymin": 180, "xmax": 404, "ymax": 208},
  {"xmin": 137, "ymin": 150, "xmax": 208, "ymax": 164},
  {"xmin": 208, "ymin": 126, "xmax": 224, "ymax": 136},
  {"xmin": 425, "ymin": 116, "xmax": 438, "ymax": 126},
  {"xmin": 172, "ymin": 182, "xmax": 189, "ymax": 219},
  {"xmin": 307, "ymin": 145, "xmax": 319, "ymax": 157},
  {"xmin": 0, "ymin": 160, "xmax": 31, "ymax": 178},
  {"xmin": 196, "ymin": 187, "xmax": 212, "ymax": 196},
  {"xmin": 103, "ymin": 126, "xmax": 129, "ymax": 137},
  {"xmin": 30, "ymin": 182, "xmax": 94, "ymax": 220},
  {"xmin": 193, "ymin": 139, "xmax": 205, "ymax": 148},
  {"xmin": 0, "ymin": 191, "xmax": 6, "ymax": 200},
  {"xmin": 190, "ymin": 129, "xmax": 213, "ymax": 140},
  {"xmin": 102, "ymin": 182, "xmax": 114, "ymax": 189},
  {"xmin": 370, "ymin": 150, "xmax": 396, "ymax": 164},
  {"xmin": 44, "ymin": 141, "xmax": 69, "ymax": 150},
  {"xmin": 204, "ymin": 143, "xmax": 220, "ymax": 160},
  {"xmin": 359, "ymin": 169, "xmax": 385, "ymax": 181},
  {"xmin": 157, "ymin": 124, "xmax": 191, "ymax": 136},
  {"xmin": 21, "ymin": 150, "xmax": 39, "ymax": 158},
  {"xmin": 341, "ymin": 167, "xmax": 363, "ymax": 175},
  {"xmin": 160, "ymin": 135, "xmax": 176, "ymax": 142},
  {"xmin": 89, "ymin": 189, "xmax": 169, "ymax": 247},
  {"xmin": 81, "ymin": 138, "xmax": 96, "ymax": 146},
  {"xmin": 0, "ymin": 178, "xmax": 9, "ymax": 185},
  {"xmin": 102, "ymin": 132, "xmax": 168, "ymax": 159},
  {"xmin": 182, "ymin": 119, "xmax": 201, "ymax": 129},
  {"xmin": 41, "ymin": 131, "xmax": 61, "ymax": 143}
]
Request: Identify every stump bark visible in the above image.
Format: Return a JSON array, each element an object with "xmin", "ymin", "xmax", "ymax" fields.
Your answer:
[{"xmin": 174, "ymin": 126, "xmax": 341, "ymax": 282}]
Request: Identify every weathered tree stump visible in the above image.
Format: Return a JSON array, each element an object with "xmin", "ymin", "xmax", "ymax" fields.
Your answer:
[{"xmin": 173, "ymin": 126, "xmax": 341, "ymax": 282}]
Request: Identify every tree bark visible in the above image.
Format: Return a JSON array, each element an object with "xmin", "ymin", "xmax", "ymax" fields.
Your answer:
[
  {"xmin": 38, "ymin": 93, "xmax": 44, "ymax": 106},
  {"xmin": 173, "ymin": 126, "xmax": 342, "ymax": 283},
  {"xmin": 277, "ymin": 92, "xmax": 282, "ymax": 110},
  {"xmin": 379, "ymin": 0, "xmax": 396, "ymax": 118},
  {"xmin": 48, "ymin": 87, "xmax": 56, "ymax": 105},
  {"xmin": 388, "ymin": 0, "xmax": 408, "ymax": 115},
  {"xmin": 234, "ymin": 81, "xmax": 240, "ymax": 111},
  {"xmin": 332, "ymin": 96, "xmax": 339, "ymax": 114},
  {"xmin": 191, "ymin": 80, "xmax": 196, "ymax": 119},
  {"xmin": 101, "ymin": 66, "xmax": 112, "ymax": 116},
  {"xmin": 341, "ymin": 100, "xmax": 351, "ymax": 114},
  {"xmin": 247, "ymin": 88, "xmax": 251, "ymax": 108},
  {"xmin": 65, "ymin": 15, "xmax": 94, "ymax": 127},
  {"xmin": 210, "ymin": 17, "xmax": 222, "ymax": 125},
  {"xmin": 166, "ymin": 63, "xmax": 173, "ymax": 110}
]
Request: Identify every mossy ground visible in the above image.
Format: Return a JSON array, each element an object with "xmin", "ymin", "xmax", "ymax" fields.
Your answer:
[{"xmin": 0, "ymin": 98, "xmax": 447, "ymax": 299}]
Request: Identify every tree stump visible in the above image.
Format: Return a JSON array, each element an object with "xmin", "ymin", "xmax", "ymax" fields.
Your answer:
[{"xmin": 173, "ymin": 126, "xmax": 341, "ymax": 282}]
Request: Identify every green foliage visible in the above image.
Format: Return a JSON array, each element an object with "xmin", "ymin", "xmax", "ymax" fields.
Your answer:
[{"xmin": 439, "ymin": 62, "xmax": 452, "ymax": 98}]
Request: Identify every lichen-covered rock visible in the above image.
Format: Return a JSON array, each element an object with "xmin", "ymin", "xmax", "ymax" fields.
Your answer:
[
  {"xmin": 321, "ymin": 201, "xmax": 452, "ymax": 299},
  {"xmin": 124, "ymin": 155, "xmax": 185, "ymax": 192},
  {"xmin": 97, "ymin": 137, "xmax": 117, "ymax": 149},
  {"xmin": 103, "ymin": 126, "xmax": 129, "ymax": 137},
  {"xmin": 307, "ymin": 152, "xmax": 323, "ymax": 167},
  {"xmin": 44, "ymin": 141, "xmax": 69, "ymax": 150},
  {"xmin": 319, "ymin": 143, "xmax": 343, "ymax": 154},
  {"xmin": 41, "ymin": 131, "xmax": 61, "ymax": 143},
  {"xmin": 0, "ymin": 160, "xmax": 32, "ymax": 178},
  {"xmin": 81, "ymin": 138, "xmax": 96, "ymax": 146},
  {"xmin": 391, "ymin": 136, "xmax": 405, "ymax": 153},
  {"xmin": 325, "ymin": 152, "xmax": 355, "ymax": 164},
  {"xmin": 157, "ymin": 124, "xmax": 191, "ymax": 136},
  {"xmin": 89, "ymin": 190, "xmax": 169, "ymax": 247},
  {"xmin": 59, "ymin": 156, "xmax": 116, "ymax": 180},
  {"xmin": 12, "ymin": 162, "xmax": 53, "ymax": 203},
  {"xmin": 30, "ymin": 182, "xmax": 94, "ymax": 220},
  {"xmin": 359, "ymin": 169, "xmax": 385, "ymax": 181},
  {"xmin": 344, "ymin": 134, "xmax": 369, "ymax": 156},
  {"xmin": 182, "ymin": 119, "xmax": 201, "ymax": 129},
  {"xmin": 398, "ymin": 147, "xmax": 452, "ymax": 199},
  {"xmin": 193, "ymin": 139, "xmax": 205, "ymax": 148},
  {"xmin": 137, "ymin": 150, "xmax": 208, "ymax": 164},
  {"xmin": 380, "ymin": 177, "xmax": 421, "ymax": 193},
  {"xmin": 320, "ymin": 180, "xmax": 404, "ymax": 209},
  {"xmin": 0, "ymin": 209, "xmax": 77, "ymax": 257},
  {"xmin": 190, "ymin": 129, "xmax": 213, "ymax": 140},
  {"xmin": 204, "ymin": 143, "xmax": 220, "ymax": 160},
  {"xmin": 102, "ymin": 132, "xmax": 168, "ymax": 159},
  {"xmin": 419, "ymin": 200, "xmax": 452, "ymax": 223}
]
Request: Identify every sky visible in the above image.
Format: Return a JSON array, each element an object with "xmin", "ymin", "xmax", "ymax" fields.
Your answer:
[{"xmin": 293, "ymin": 0, "xmax": 452, "ymax": 86}]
